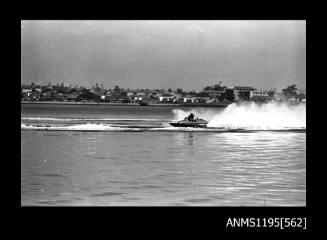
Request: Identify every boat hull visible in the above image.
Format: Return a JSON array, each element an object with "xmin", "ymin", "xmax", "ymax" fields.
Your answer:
[{"xmin": 169, "ymin": 122, "xmax": 207, "ymax": 128}]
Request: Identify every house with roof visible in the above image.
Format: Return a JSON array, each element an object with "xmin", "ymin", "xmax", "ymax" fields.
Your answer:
[
  {"xmin": 22, "ymin": 88, "xmax": 32, "ymax": 96},
  {"xmin": 232, "ymin": 86, "xmax": 257, "ymax": 101},
  {"xmin": 159, "ymin": 93, "xmax": 176, "ymax": 103}
]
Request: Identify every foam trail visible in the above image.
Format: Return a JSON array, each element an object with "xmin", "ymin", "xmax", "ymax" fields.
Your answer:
[
  {"xmin": 208, "ymin": 102, "xmax": 306, "ymax": 130},
  {"xmin": 21, "ymin": 117, "xmax": 162, "ymax": 122},
  {"xmin": 22, "ymin": 117, "xmax": 73, "ymax": 121},
  {"xmin": 21, "ymin": 123, "xmax": 127, "ymax": 131}
]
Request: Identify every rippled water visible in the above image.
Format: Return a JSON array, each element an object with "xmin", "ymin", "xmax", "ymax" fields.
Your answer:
[{"xmin": 21, "ymin": 104, "xmax": 306, "ymax": 206}]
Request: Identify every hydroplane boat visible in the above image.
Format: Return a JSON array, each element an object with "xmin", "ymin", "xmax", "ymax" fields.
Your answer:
[{"xmin": 170, "ymin": 113, "xmax": 208, "ymax": 128}]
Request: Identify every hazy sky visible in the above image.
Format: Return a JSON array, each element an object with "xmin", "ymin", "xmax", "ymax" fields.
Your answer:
[{"xmin": 21, "ymin": 20, "xmax": 306, "ymax": 91}]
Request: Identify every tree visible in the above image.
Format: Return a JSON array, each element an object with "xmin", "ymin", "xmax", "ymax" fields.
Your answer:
[
  {"xmin": 282, "ymin": 84, "xmax": 298, "ymax": 99},
  {"xmin": 203, "ymin": 86, "xmax": 213, "ymax": 91},
  {"xmin": 77, "ymin": 89, "xmax": 99, "ymax": 101},
  {"xmin": 114, "ymin": 85, "xmax": 120, "ymax": 91},
  {"xmin": 168, "ymin": 88, "xmax": 172, "ymax": 93},
  {"xmin": 213, "ymin": 82, "xmax": 223, "ymax": 91},
  {"xmin": 198, "ymin": 92, "xmax": 209, "ymax": 97},
  {"xmin": 176, "ymin": 88, "xmax": 183, "ymax": 94},
  {"xmin": 203, "ymin": 82, "xmax": 224, "ymax": 91},
  {"xmin": 69, "ymin": 88, "xmax": 76, "ymax": 94},
  {"xmin": 268, "ymin": 89, "xmax": 276, "ymax": 98},
  {"xmin": 266, "ymin": 89, "xmax": 277, "ymax": 99}
]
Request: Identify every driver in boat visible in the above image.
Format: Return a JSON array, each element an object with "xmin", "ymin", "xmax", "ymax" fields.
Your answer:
[{"xmin": 187, "ymin": 113, "xmax": 196, "ymax": 122}]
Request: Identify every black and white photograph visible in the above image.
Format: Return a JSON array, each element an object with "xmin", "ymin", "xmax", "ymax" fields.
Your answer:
[{"xmin": 21, "ymin": 20, "xmax": 306, "ymax": 207}]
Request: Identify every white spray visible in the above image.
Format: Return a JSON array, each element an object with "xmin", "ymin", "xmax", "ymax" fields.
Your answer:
[{"xmin": 172, "ymin": 102, "xmax": 306, "ymax": 130}]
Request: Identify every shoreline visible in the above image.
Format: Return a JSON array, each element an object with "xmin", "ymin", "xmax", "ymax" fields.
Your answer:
[
  {"xmin": 21, "ymin": 101, "xmax": 230, "ymax": 107},
  {"xmin": 21, "ymin": 100, "xmax": 305, "ymax": 107}
]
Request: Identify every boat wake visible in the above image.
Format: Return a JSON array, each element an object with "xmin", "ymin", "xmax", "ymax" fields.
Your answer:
[
  {"xmin": 21, "ymin": 102, "xmax": 306, "ymax": 133},
  {"xmin": 21, "ymin": 117, "xmax": 163, "ymax": 122},
  {"xmin": 172, "ymin": 101, "xmax": 306, "ymax": 130}
]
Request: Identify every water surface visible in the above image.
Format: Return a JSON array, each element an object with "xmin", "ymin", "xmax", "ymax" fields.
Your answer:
[{"xmin": 21, "ymin": 103, "xmax": 306, "ymax": 206}]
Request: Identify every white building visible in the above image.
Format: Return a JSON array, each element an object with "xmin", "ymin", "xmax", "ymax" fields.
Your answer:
[
  {"xmin": 233, "ymin": 86, "xmax": 257, "ymax": 101},
  {"xmin": 253, "ymin": 90, "xmax": 269, "ymax": 97}
]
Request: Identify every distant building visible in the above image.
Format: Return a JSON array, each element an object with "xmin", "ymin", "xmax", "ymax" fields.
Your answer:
[
  {"xmin": 233, "ymin": 86, "xmax": 257, "ymax": 101},
  {"xmin": 22, "ymin": 89, "xmax": 32, "ymax": 94},
  {"xmin": 199, "ymin": 90, "xmax": 225, "ymax": 100},
  {"xmin": 176, "ymin": 97, "xmax": 185, "ymax": 103},
  {"xmin": 252, "ymin": 89, "xmax": 272, "ymax": 102},
  {"xmin": 35, "ymin": 88, "xmax": 42, "ymax": 93},
  {"xmin": 159, "ymin": 93, "xmax": 175, "ymax": 103},
  {"xmin": 224, "ymin": 88, "xmax": 235, "ymax": 101},
  {"xmin": 194, "ymin": 98, "xmax": 207, "ymax": 103},
  {"xmin": 183, "ymin": 97, "xmax": 193, "ymax": 103},
  {"xmin": 253, "ymin": 89, "xmax": 269, "ymax": 97},
  {"xmin": 110, "ymin": 91, "xmax": 128, "ymax": 98}
]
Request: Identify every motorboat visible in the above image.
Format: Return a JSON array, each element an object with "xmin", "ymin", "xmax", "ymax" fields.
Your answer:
[{"xmin": 170, "ymin": 114, "xmax": 208, "ymax": 128}]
